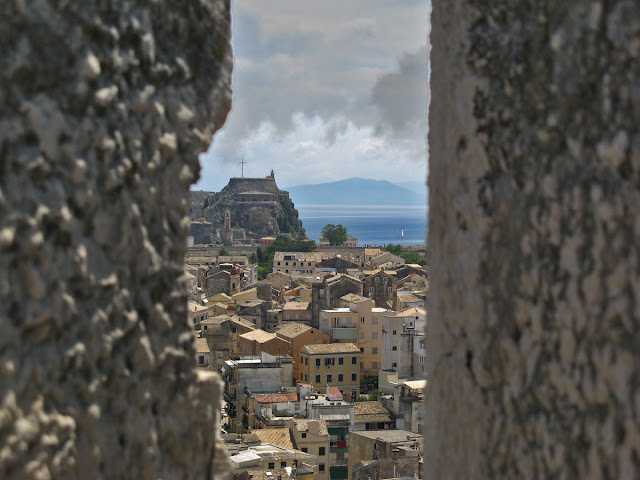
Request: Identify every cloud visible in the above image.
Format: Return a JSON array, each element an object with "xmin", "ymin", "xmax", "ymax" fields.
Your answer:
[{"xmin": 197, "ymin": 1, "xmax": 430, "ymax": 191}]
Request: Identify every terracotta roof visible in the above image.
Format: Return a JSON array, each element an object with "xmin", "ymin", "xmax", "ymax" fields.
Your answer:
[
  {"xmin": 355, "ymin": 413, "xmax": 393, "ymax": 424},
  {"xmin": 340, "ymin": 293, "xmax": 368, "ymax": 303},
  {"xmin": 302, "ymin": 343, "xmax": 360, "ymax": 355},
  {"xmin": 251, "ymin": 429, "xmax": 294, "ymax": 449},
  {"xmin": 399, "ymin": 294, "xmax": 423, "ymax": 303},
  {"xmin": 239, "ymin": 330, "xmax": 277, "ymax": 343},
  {"xmin": 255, "ymin": 393, "xmax": 298, "ymax": 404},
  {"xmin": 292, "ymin": 418, "xmax": 329, "ymax": 437},
  {"xmin": 194, "ymin": 337, "xmax": 210, "ymax": 353},
  {"xmin": 283, "ymin": 302, "xmax": 310, "ymax": 310},
  {"xmin": 275, "ymin": 322, "xmax": 312, "ymax": 339},
  {"xmin": 354, "ymin": 401, "xmax": 390, "ymax": 415},
  {"xmin": 396, "ymin": 306, "xmax": 426, "ymax": 316},
  {"xmin": 327, "ymin": 387, "xmax": 343, "ymax": 400},
  {"xmin": 229, "ymin": 316, "xmax": 258, "ymax": 330}
]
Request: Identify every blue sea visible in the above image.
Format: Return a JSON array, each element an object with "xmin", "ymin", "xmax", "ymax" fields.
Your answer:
[{"xmin": 296, "ymin": 205, "xmax": 427, "ymax": 247}]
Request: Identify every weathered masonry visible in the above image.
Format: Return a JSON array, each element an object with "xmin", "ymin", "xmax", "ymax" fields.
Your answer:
[
  {"xmin": 0, "ymin": 1, "xmax": 232, "ymax": 478},
  {"xmin": 427, "ymin": 1, "xmax": 640, "ymax": 478}
]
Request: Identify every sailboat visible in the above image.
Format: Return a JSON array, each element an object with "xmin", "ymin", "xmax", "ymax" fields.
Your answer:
[{"xmin": 398, "ymin": 227, "xmax": 404, "ymax": 238}]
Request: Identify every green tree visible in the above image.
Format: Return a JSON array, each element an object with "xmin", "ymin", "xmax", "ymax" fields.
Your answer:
[
  {"xmin": 249, "ymin": 252, "xmax": 258, "ymax": 264},
  {"xmin": 321, "ymin": 224, "xmax": 348, "ymax": 246},
  {"xmin": 384, "ymin": 244, "xmax": 427, "ymax": 266}
]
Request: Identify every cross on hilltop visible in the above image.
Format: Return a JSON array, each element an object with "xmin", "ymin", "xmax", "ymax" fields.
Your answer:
[{"xmin": 238, "ymin": 157, "xmax": 247, "ymax": 177}]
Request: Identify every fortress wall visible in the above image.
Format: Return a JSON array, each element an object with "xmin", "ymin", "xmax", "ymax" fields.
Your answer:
[
  {"xmin": 427, "ymin": 1, "xmax": 640, "ymax": 478},
  {"xmin": 226, "ymin": 177, "xmax": 280, "ymax": 194},
  {"xmin": 0, "ymin": 1, "xmax": 232, "ymax": 479}
]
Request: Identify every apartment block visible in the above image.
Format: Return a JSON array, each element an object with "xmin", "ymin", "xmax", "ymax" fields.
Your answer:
[{"xmin": 299, "ymin": 343, "xmax": 361, "ymax": 401}]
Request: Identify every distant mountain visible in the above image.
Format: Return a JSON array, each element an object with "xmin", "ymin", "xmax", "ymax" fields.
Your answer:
[{"xmin": 285, "ymin": 178, "xmax": 426, "ymax": 206}]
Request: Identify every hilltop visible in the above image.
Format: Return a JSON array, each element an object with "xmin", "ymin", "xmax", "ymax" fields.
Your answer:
[{"xmin": 190, "ymin": 174, "xmax": 305, "ymax": 239}]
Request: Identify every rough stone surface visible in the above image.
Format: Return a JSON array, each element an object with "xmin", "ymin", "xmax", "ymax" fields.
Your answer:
[
  {"xmin": 0, "ymin": 1, "xmax": 232, "ymax": 479},
  {"xmin": 426, "ymin": 1, "xmax": 640, "ymax": 478}
]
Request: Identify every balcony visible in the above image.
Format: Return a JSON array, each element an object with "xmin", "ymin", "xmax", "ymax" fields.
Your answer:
[{"xmin": 332, "ymin": 327, "xmax": 357, "ymax": 340}]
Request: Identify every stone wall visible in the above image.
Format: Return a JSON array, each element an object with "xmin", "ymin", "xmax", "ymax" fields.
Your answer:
[
  {"xmin": 427, "ymin": 1, "xmax": 640, "ymax": 478},
  {"xmin": 0, "ymin": 1, "xmax": 232, "ymax": 479}
]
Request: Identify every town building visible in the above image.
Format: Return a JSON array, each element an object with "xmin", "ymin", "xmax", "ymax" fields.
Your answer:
[
  {"xmin": 319, "ymin": 296, "xmax": 391, "ymax": 391},
  {"xmin": 238, "ymin": 329, "xmax": 291, "ymax": 357},
  {"xmin": 274, "ymin": 323, "xmax": 331, "ymax": 384},
  {"xmin": 347, "ymin": 430, "xmax": 423, "ymax": 480},
  {"xmin": 281, "ymin": 301, "xmax": 312, "ymax": 324},
  {"xmin": 195, "ymin": 337, "xmax": 211, "ymax": 370},
  {"xmin": 314, "ymin": 256, "xmax": 360, "ymax": 274},
  {"xmin": 299, "ymin": 343, "xmax": 361, "ymax": 402},
  {"xmin": 259, "ymin": 236, "xmax": 275, "ymax": 247},
  {"xmin": 367, "ymin": 251, "xmax": 405, "ymax": 269},
  {"xmin": 381, "ymin": 307, "xmax": 426, "ymax": 378},
  {"xmin": 222, "ymin": 352, "xmax": 294, "ymax": 433},
  {"xmin": 301, "ymin": 387, "xmax": 354, "ymax": 480},
  {"xmin": 379, "ymin": 379, "xmax": 426, "ymax": 434},
  {"xmin": 311, "ymin": 274, "xmax": 362, "ymax": 329},
  {"xmin": 273, "ymin": 252, "xmax": 324, "ymax": 275},
  {"xmin": 289, "ymin": 419, "xmax": 331, "ymax": 480},
  {"xmin": 362, "ymin": 269, "xmax": 398, "ymax": 310},
  {"xmin": 187, "ymin": 301, "xmax": 209, "ymax": 330},
  {"xmin": 228, "ymin": 444, "xmax": 318, "ymax": 479},
  {"xmin": 353, "ymin": 401, "xmax": 395, "ymax": 431},
  {"xmin": 253, "ymin": 392, "xmax": 301, "ymax": 428}
]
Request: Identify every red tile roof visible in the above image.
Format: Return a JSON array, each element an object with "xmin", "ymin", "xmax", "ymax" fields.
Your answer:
[{"xmin": 255, "ymin": 393, "xmax": 298, "ymax": 404}]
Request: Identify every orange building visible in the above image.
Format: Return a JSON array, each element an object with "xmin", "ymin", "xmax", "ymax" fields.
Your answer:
[{"xmin": 275, "ymin": 322, "xmax": 331, "ymax": 384}]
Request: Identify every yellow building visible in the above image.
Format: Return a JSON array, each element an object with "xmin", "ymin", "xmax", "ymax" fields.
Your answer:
[
  {"xmin": 232, "ymin": 287, "xmax": 258, "ymax": 302},
  {"xmin": 290, "ymin": 419, "xmax": 331, "ymax": 480},
  {"xmin": 318, "ymin": 296, "xmax": 390, "ymax": 386},
  {"xmin": 299, "ymin": 343, "xmax": 361, "ymax": 401}
]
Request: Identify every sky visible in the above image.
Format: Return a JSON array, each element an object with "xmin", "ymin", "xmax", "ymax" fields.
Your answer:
[{"xmin": 195, "ymin": 1, "xmax": 430, "ymax": 192}]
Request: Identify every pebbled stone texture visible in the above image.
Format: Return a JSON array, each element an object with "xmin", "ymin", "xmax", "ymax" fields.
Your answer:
[
  {"xmin": 0, "ymin": 1, "xmax": 232, "ymax": 479},
  {"xmin": 427, "ymin": 1, "xmax": 640, "ymax": 478}
]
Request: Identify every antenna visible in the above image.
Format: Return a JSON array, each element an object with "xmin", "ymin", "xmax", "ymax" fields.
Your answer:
[{"xmin": 239, "ymin": 156, "xmax": 247, "ymax": 178}]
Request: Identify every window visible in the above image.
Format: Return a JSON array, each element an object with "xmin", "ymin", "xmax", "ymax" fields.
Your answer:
[
  {"xmin": 231, "ymin": 327, "xmax": 237, "ymax": 333},
  {"xmin": 305, "ymin": 374, "xmax": 308, "ymax": 381},
  {"xmin": 352, "ymin": 357, "xmax": 357, "ymax": 364},
  {"xmin": 217, "ymin": 352, "xmax": 222, "ymax": 358},
  {"xmin": 315, "ymin": 374, "xmax": 321, "ymax": 383},
  {"xmin": 372, "ymin": 347, "xmax": 378, "ymax": 354},
  {"xmin": 375, "ymin": 277, "xmax": 379, "ymax": 283},
  {"xmin": 383, "ymin": 277, "xmax": 388, "ymax": 284},
  {"xmin": 338, "ymin": 373, "xmax": 344, "ymax": 382},
  {"xmin": 369, "ymin": 287, "xmax": 374, "ymax": 294},
  {"xmin": 295, "ymin": 313, "xmax": 299, "ymax": 319},
  {"xmin": 372, "ymin": 362, "xmax": 377, "ymax": 368},
  {"xmin": 338, "ymin": 357, "xmax": 344, "ymax": 365},
  {"xmin": 360, "ymin": 332, "xmax": 364, "ymax": 339},
  {"xmin": 300, "ymin": 373, "xmax": 304, "ymax": 379},
  {"xmin": 325, "ymin": 357, "xmax": 335, "ymax": 366},
  {"xmin": 372, "ymin": 332, "xmax": 378, "ymax": 339},
  {"xmin": 419, "ymin": 356, "xmax": 425, "ymax": 364},
  {"xmin": 373, "ymin": 317, "xmax": 378, "ymax": 324},
  {"xmin": 360, "ymin": 348, "xmax": 364, "ymax": 353},
  {"xmin": 268, "ymin": 462, "xmax": 275, "ymax": 469},
  {"xmin": 388, "ymin": 287, "xmax": 393, "ymax": 295},
  {"xmin": 198, "ymin": 355, "xmax": 205, "ymax": 365},
  {"xmin": 281, "ymin": 462, "xmax": 287, "ymax": 468},
  {"xmin": 319, "ymin": 464, "xmax": 325, "ymax": 472},
  {"xmin": 277, "ymin": 262, "xmax": 281, "ymax": 266},
  {"xmin": 316, "ymin": 359, "xmax": 321, "ymax": 367},
  {"xmin": 392, "ymin": 346, "xmax": 397, "ymax": 351},
  {"xmin": 352, "ymin": 373, "xmax": 357, "ymax": 381},
  {"xmin": 319, "ymin": 447, "xmax": 326, "ymax": 456},
  {"xmin": 361, "ymin": 317, "xmax": 365, "ymax": 323},
  {"xmin": 392, "ymin": 330, "xmax": 397, "ymax": 335},
  {"xmin": 392, "ymin": 362, "xmax": 397, "ymax": 368},
  {"xmin": 302, "ymin": 433, "xmax": 307, "ymax": 438},
  {"xmin": 327, "ymin": 374, "xmax": 332, "ymax": 383},
  {"xmin": 302, "ymin": 447, "xmax": 308, "ymax": 453},
  {"xmin": 305, "ymin": 357, "xmax": 308, "ymax": 365}
]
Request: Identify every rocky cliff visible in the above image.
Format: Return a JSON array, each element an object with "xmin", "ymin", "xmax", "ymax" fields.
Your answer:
[{"xmin": 192, "ymin": 176, "xmax": 305, "ymax": 237}]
